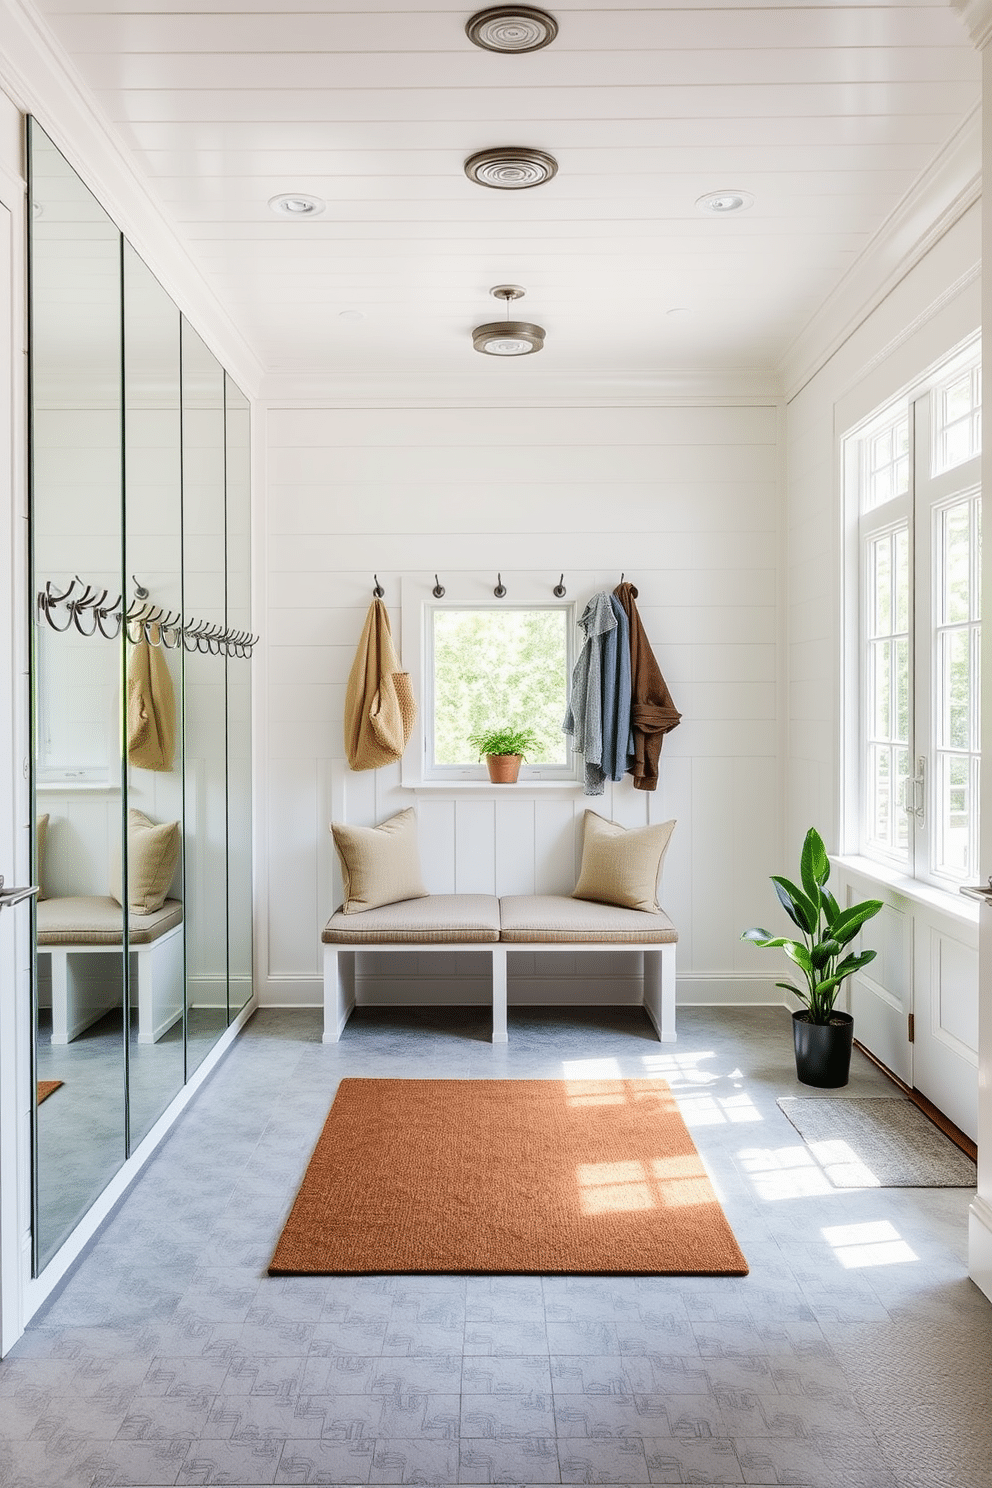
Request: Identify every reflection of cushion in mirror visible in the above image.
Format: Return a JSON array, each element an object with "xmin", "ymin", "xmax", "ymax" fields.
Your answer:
[
  {"xmin": 331, "ymin": 808, "xmax": 429, "ymax": 915},
  {"xmin": 36, "ymin": 813, "xmax": 49, "ymax": 901},
  {"xmin": 572, "ymin": 809, "xmax": 676, "ymax": 913},
  {"xmin": 109, "ymin": 808, "xmax": 182, "ymax": 915}
]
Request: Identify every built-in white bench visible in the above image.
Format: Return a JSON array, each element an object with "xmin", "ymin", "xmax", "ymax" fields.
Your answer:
[
  {"xmin": 37, "ymin": 895, "xmax": 184, "ymax": 1045},
  {"xmin": 321, "ymin": 892, "xmax": 677, "ymax": 1045}
]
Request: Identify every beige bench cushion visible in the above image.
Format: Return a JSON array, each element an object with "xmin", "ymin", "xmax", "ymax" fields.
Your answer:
[
  {"xmin": 323, "ymin": 893, "xmax": 501, "ymax": 945},
  {"xmin": 37, "ymin": 895, "xmax": 183, "ymax": 946},
  {"xmin": 499, "ymin": 893, "xmax": 677, "ymax": 944}
]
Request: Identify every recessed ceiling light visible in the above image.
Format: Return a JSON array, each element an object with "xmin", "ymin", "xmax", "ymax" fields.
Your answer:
[
  {"xmin": 338, "ymin": 309, "xmax": 365, "ymax": 321},
  {"xmin": 464, "ymin": 147, "xmax": 558, "ymax": 189},
  {"xmin": 666, "ymin": 307, "xmax": 692, "ymax": 318},
  {"xmin": 466, "ymin": 6, "xmax": 558, "ymax": 52},
  {"xmin": 696, "ymin": 190, "xmax": 754, "ymax": 215},
  {"xmin": 268, "ymin": 193, "xmax": 326, "ymax": 218},
  {"xmin": 473, "ymin": 284, "xmax": 546, "ymax": 355}
]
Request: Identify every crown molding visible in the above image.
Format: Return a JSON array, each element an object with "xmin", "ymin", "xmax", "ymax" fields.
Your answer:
[
  {"xmin": 259, "ymin": 366, "xmax": 784, "ymax": 409},
  {"xmin": 952, "ymin": 0, "xmax": 992, "ymax": 50},
  {"xmin": 0, "ymin": 0, "xmax": 264, "ymax": 398},
  {"xmin": 778, "ymin": 105, "xmax": 981, "ymax": 403}
]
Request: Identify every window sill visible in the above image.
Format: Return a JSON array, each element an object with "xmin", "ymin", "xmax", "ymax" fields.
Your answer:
[
  {"xmin": 410, "ymin": 780, "xmax": 584, "ymax": 796},
  {"xmin": 832, "ymin": 854, "xmax": 979, "ymax": 927},
  {"xmin": 36, "ymin": 780, "xmax": 120, "ymax": 794}
]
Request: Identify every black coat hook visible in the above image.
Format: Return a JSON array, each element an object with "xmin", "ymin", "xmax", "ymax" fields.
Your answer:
[
  {"xmin": 373, "ymin": 575, "xmax": 384, "ymax": 598},
  {"xmin": 494, "ymin": 573, "xmax": 506, "ymax": 598},
  {"xmin": 553, "ymin": 573, "xmax": 566, "ymax": 597},
  {"xmin": 432, "ymin": 574, "xmax": 445, "ymax": 598}
]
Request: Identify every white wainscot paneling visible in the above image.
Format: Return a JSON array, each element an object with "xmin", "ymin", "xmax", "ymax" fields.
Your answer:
[
  {"xmin": 849, "ymin": 899, "xmax": 912, "ymax": 1086},
  {"xmin": 932, "ymin": 930, "xmax": 979, "ymax": 1057}
]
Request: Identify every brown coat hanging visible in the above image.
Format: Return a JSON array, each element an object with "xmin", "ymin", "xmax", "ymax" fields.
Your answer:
[{"xmin": 613, "ymin": 581, "xmax": 681, "ymax": 791}]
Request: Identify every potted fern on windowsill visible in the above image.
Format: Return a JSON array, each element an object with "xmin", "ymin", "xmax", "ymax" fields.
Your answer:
[
  {"xmin": 742, "ymin": 828, "xmax": 884, "ymax": 1087},
  {"xmin": 468, "ymin": 725, "xmax": 539, "ymax": 784}
]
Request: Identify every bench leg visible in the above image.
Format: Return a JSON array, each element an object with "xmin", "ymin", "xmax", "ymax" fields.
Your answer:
[
  {"xmin": 491, "ymin": 945, "xmax": 508, "ymax": 1044},
  {"xmin": 643, "ymin": 946, "xmax": 677, "ymax": 1043},
  {"xmin": 134, "ymin": 931, "xmax": 184, "ymax": 1044},
  {"xmin": 48, "ymin": 950, "xmax": 69, "ymax": 1045},
  {"xmin": 323, "ymin": 946, "xmax": 356, "ymax": 1043}
]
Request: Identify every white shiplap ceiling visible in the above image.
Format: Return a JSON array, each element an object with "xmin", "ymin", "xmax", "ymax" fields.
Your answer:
[{"xmin": 28, "ymin": 1, "xmax": 982, "ymax": 386}]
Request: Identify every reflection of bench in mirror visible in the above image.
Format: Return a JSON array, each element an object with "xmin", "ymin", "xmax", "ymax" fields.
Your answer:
[{"xmin": 37, "ymin": 896, "xmax": 183, "ymax": 1044}]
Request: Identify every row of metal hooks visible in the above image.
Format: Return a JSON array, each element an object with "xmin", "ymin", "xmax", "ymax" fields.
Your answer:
[
  {"xmin": 373, "ymin": 573, "xmax": 574, "ymax": 599},
  {"xmin": 37, "ymin": 577, "xmax": 258, "ymax": 659}
]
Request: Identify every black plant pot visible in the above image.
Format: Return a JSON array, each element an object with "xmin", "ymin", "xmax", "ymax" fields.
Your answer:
[{"xmin": 792, "ymin": 1010, "xmax": 854, "ymax": 1088}]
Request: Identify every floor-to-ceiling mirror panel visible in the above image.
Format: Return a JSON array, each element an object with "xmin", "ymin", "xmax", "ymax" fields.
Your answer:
[
  {"xmin": 123, "ymin": 244, "xmax": 186, "ymax": 1149},
  {"xmin": 181, "ymin": 322, "xmax": 229, "ymax": 1076},
  {"xmin": 225, "ymin": 376, "xmax": 252, "ymax": 1021},
  {"xmin": 28, "ymin": 118, "xmax": 254, "ymax": 1278},
  {"xmin": 29, "ymin": 120, "xmax": 127, "ymax": 1269}
]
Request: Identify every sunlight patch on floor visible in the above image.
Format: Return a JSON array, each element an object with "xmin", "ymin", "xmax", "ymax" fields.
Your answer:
[
  {"xmin": 576, "ymin": 1155, "xmax": 714, "ymax": 1215},
  {"xmin": 822, "ymin": 1219, "xmax": 918, "ymax": 1268},
  {"xmin": 806, "ymin": 1138, "xmax": 881, "ymax": 1189},
  {"xmin": 677, "ymin": 1090, "xmax": 764, "ymax": 1127},
  {"xmin": 562, "ymin": 1057, "xmax": 624, "ymax": 1080},
  {"xmin": 738, "ymin": 1144, "xmax": 837, "ymax": 1200},
  {"xmin": 639, "ymin": 1050, "xmax": 719, "ymax": 1087}
]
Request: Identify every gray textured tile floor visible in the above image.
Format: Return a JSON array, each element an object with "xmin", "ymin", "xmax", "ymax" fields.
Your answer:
[{"xmin": 2, "ymin": 1004, "xmax": 990, "ymax": 1486}]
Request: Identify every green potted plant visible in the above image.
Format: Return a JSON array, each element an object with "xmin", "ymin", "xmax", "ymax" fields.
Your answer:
[
  {"xmin": 742, "ymin": 827, "xmax": 884, "ymax": 1087},
  {"xmin": 468, "ymin": 725, "xmax": 539, "ymax": 784}
]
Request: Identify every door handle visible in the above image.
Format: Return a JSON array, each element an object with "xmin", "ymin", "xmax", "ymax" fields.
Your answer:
[
  {"xmin": 0, "ymin": 876, "xmax": 39, "ymax": 910},
  {"xmin": 960, "ymin": 876, "xmax": 992, "ymax": 906},
  {"xmin": 901, "ymin": 756, "xmax": 926, "ymax": 824}
]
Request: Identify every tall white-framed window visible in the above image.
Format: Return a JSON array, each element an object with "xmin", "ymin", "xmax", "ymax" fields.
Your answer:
[{"xmin": 846, "ymin": 337, "xmax": 981, "ymax": 890}]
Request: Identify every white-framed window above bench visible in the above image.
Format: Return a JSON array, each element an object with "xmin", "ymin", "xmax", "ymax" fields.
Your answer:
[
  {"xmin": 838, "ymin": 332, "xmax": 981, "ymax": 1139},
  {"xmin": 400, "ymin": 575, "xmax": 579, "ymax": 788}
]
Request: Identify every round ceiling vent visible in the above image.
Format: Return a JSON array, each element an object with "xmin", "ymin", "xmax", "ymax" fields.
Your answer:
[
  {"xmin": 466, "ymin": 6, "xmax": 558, "ymax": 53},
  {"xmin": 464, "ymin": 147, "xmax": 558, "ymax": 190}
]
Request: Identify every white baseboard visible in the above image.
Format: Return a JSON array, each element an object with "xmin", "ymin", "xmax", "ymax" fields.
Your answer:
[
  {"xmin": 259, "ymin": 973, "xmax": 781, "ymax": 1010},
  {"xmin": 969, "ymin": 1194, "xmax": 992, "ymax": 1303}
]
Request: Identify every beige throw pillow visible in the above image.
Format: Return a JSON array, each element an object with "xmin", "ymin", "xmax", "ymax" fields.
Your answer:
[
  {"xmin": 572, "ymin": 809, "xmax": 676, "ymax": 913},
  {"xmin": 331, "ymin": 808, "xmax": 429, "ymax": 915},
  {"xmin": 109, "ymin": 808, "xmax": 182, "ymax": 914},
  {"xmin": 36, "ymin": 813, "xmax": 49, "ymax": 901}
]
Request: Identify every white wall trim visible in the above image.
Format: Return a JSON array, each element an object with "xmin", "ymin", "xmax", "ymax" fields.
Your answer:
[
  {"xmin": 0, "ymin": 0, "xmax": 263, "ymax": 398},
  {"xmin": 258, "ymin": 972, "xmax": 782, "ymax": 1011},
  {"xmin": 259, "ymin": 370, "xmax": 784, "ymax": 409},
  {"xmin": 968, "ymin": 1194, "xmax": 992, "ymax": 1303},
  {"xmin": 0, "ymin": 147, "xmax": 31, "ymax": 1360},
  {"xmin": 780, "ymin": 106, "xmax": 981, "ymax": 403},
  {"xmin": 17, "ymin": 997, "xmax": 256, "ymax": 1343}
]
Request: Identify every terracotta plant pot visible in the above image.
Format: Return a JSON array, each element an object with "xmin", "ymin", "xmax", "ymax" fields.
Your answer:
[{"xmin": 485, "ymin": 753, "xmax": 522, "ymax": 784}]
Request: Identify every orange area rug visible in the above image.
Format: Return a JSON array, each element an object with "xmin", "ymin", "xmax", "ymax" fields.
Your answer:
[
  {"xmin": 36, "ymin": 1080, "xmax": 63, "ymax": 1105},
  {"xmin": 269, "ymin": 1078, "xmax": 748, "ymax": 1276}
]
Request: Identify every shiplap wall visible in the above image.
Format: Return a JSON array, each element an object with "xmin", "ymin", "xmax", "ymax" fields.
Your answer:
[{"xmin": 260, "ymin": 400, "xmax": 784, "ymax": 1008}]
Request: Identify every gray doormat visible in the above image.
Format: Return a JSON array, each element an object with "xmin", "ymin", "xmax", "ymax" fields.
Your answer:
[{"xmin": 777, "ymin": 1097, "xmax": 977, "ymax": 1188}]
